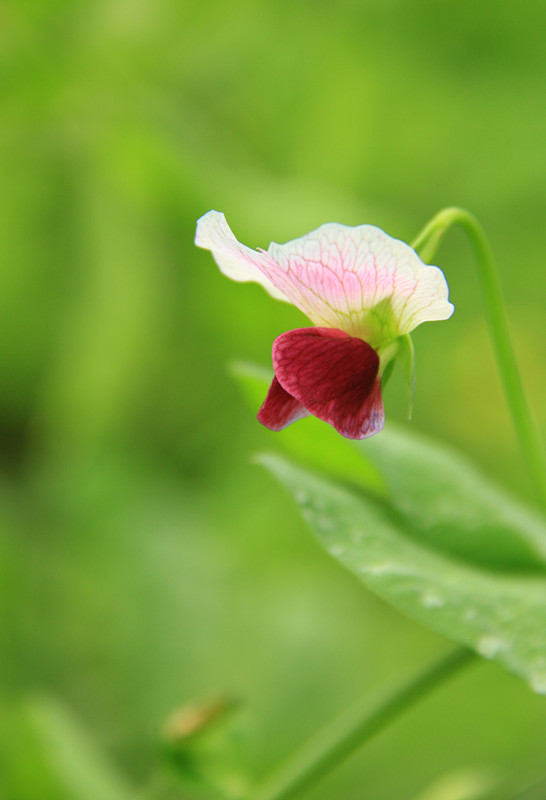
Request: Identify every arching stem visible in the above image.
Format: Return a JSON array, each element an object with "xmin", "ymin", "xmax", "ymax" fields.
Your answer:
[{"xmin": 411, "ymin": 207, "xmax": 546, "ymax": 510}]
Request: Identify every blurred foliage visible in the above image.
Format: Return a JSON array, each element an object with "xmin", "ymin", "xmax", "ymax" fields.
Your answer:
[{"xmin": 1, "ymin": 1, "xmax": 546, "ymax": 798}]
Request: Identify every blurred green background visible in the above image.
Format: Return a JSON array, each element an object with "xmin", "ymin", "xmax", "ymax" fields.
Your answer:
[{"xmin": 2, "ymin": 1, "xmax": 546, "ymax": 798}]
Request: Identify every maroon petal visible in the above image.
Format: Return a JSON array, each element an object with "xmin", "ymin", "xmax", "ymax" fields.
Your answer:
[
  {"xmin": 272, "ymin": 327, "xmax": 385, "ymax": 439},
  {"xmin": 257, "ymin": 375, "xmax": 310, "ymax": 431}
]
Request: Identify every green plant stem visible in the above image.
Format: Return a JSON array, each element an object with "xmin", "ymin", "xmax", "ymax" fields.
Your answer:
[
  {"xmin": 411, "ymin": 207, "xmax": 546, "ymax": 511},
  {"xmin": 247, "ymin": 648, "xmax": 475, "ymax": 800}
]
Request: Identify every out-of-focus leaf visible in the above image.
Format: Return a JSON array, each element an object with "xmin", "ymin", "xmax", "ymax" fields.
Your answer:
[
  {"xmin": 411, "ymin": 768, "xmax": 500, "ymax": 800},
  {"xmin": 257, "ymin": 440, "xmax": 546, "ymax": 692},
  {"xmin": 0, "ymin": 695, "xmax": 135, "ymax": 800}
]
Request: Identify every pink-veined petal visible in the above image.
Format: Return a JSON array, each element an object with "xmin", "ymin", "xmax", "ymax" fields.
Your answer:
[
  {"xmin": 195, "ymin": 211, "xmax": 289, "ymax": 302},
  {"xmin": 196, "ymin": 212, "xmax": 454, "ymax": 345},
  {"xmin": 272, "ymin": 327, "xmax": 385, "ymax": 440},
  {"xmin": 257, "ymin": 376, "xmax": 309, "ymax": 431},
  {"xmin": 267, "ymin": 223, "xmax": 454, "ymax": 339}
]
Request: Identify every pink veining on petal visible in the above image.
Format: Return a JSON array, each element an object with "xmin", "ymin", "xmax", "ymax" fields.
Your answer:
[
  {"xmin": 195, "ymin": 211, "xmax": 290, "ymax": 302},
  {"xmin": 197, "ymin": 212, "xmax": 453, "ymax": 338},
  {"xmin": 342, "ymin": 271, "xmax": 363, "ymax": 310},
  {"xmin": 267, "ymin": 224, "xmax": 454, "ymax": 335},
  {"xmin": 257, "ymin": 376, "xmax": 309, "ymax": 431},
  {"xmin": 271, "ymin": 327, "xmax": 385, "ymax": 440}
]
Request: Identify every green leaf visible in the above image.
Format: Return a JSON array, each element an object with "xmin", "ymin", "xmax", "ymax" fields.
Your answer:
[
  {"xmin": 362, "ymin": 426, "xmax": 546, "ymax": 574},
  {"xmin": 410, "ymin": 767, "xmax": 500, "ymax": 800},
  {"xmin": 257, "ymin": 428, "xmax": 546, "ymax": 692},
  {"xmin": 0, "ymin": 695, "xmax": 135, "ymax": 800}
]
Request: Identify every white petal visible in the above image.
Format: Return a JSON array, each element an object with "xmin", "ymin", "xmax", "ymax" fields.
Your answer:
[
  {"xmin": 267, "ymin": 223, "xmax": 454, "ymax": 340},
  {"xmin": 195, "ymin": 211, "xmax": 289, "ymax": 302},
  {"xmin": 195, "ymin": 213, "xmax": 454, "ymax": 345}
]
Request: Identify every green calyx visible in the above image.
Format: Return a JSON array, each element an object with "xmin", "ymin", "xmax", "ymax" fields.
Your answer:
[{"xmin": 354, "ymin": 297, "xmax": 401, "ymax": 351}]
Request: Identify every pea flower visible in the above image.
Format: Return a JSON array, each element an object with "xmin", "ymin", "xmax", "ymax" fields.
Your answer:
[{"xmin": 195, "ymin": 211, "xmax": 454, "ymax": 439}]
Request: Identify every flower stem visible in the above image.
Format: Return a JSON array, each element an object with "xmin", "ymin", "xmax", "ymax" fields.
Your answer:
[
  {"xmin": 411, "ymin": 207, "xmax": 546, "ymax": 511},
  {"xmin": 247, "ymin": 648, "xmax": 475, "ymax": 800}
]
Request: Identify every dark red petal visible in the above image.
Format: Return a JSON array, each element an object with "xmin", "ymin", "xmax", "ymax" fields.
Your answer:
[
  {"xmin": 257, "ymin": 376, "xmax": 310, "ymax": 431},
  {"xmin": 272, "ymin": 327, "xmax": 384, "ymax": 439}
]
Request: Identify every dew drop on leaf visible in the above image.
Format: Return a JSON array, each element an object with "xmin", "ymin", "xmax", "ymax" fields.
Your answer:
[
  {"xmin": 477, "ymin": 636, "xmax": 507, "ymax": 659},
  {"xmin": 421, "ymin": 591, "xmax": 445, "ymax": 609},
  {"xmin": 529, "ymin": 672, "xmax": 546, "ymax": 695}
]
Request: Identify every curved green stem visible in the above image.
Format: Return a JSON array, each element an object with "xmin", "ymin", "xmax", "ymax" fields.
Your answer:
[
  {"xmin": 247, "ymin": 648, "xmax": 475, "ymax": 800},
  {"xmin": 411, "ymin": 207, "xmax": 546, "ymax": 511}
]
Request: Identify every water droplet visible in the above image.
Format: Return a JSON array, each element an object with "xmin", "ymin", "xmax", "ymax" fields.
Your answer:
[
  {"xmin": 421, "ymin": 591, "xmax": 444, "ymax": 609},
  {"xmin": 330, "ymin": 544, "xmax": 345, "ymax": 557},
  {"xmin": 477, "ymin": 636, "xmax": 506, "ymax": 659},
  {"xmin": 295, "ymin": 490, "xmax": 308, "ymax": 505},
  {"xmin": 530, "ymin": 672, "xmax": 546, "ymax": 695},
  {"xmin": 464, "ymin": 607, "xmax": 477, "ymax": 621},
  {"xmin": 365, "ymin": 563, "xmax": 391, "ymax": 575},
  {"xmin": 527, "ymin": 658, "xmax": 546, "ymax": 694},
  {"xmin": 317, "ymin": 516, "xmax": 335, "ymax": 532}
]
